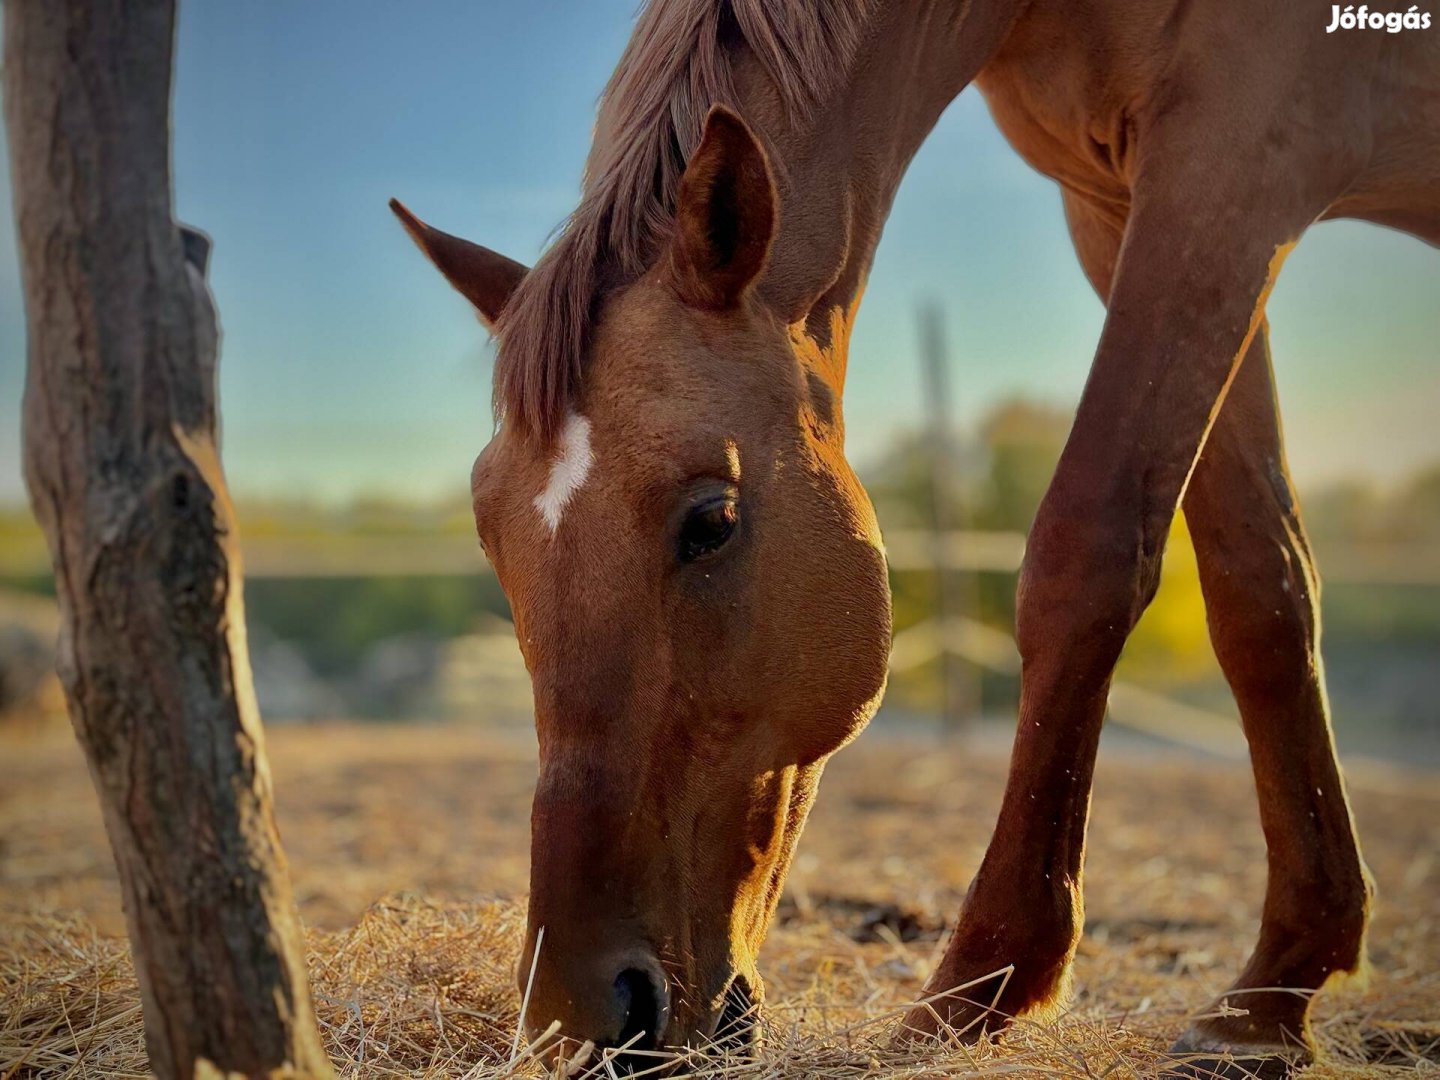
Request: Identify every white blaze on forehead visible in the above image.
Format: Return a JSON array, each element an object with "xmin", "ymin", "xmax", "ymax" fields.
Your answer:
[{"xmin": 533, "ymin": 412, "xmax": 595, "ymax": 534}]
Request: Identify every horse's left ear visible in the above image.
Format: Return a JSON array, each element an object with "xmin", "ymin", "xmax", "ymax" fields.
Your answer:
[
  {"xmin": 389, "ymin": 198, "xmax": 529, "ymax": 329},
  {"xmin": 668, "ymin": 105, "xmax": 777, "ymax": 310}
]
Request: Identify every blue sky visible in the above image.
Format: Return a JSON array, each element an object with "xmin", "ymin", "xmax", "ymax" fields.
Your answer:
[{"xmin": 1, "ymin": 1, "xmax": 1437, "ymax": 506}]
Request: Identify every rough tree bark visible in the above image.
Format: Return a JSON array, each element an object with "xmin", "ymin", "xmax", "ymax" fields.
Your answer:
[{"xmin": 3, "ymin": 3, "xmax": 334, "ymax": 1076}]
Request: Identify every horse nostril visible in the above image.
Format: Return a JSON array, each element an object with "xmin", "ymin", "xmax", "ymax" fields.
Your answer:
[{"xmin": 613, "ymin": 966, "xmax": 663, "ymax": 1051}]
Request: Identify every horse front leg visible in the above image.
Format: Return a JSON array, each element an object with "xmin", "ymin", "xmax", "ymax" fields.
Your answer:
[
  {"xmin": 1170, "ymin": 329, "xmax": 1373, "ymax": 1078},
  {"xmin": 901, "ymin": 138, "xmax": 1351, "ymax": 1044}
]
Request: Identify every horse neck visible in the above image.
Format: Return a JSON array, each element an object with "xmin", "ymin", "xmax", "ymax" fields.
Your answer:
[{"xmin": 737, "ymin": 0, "xmax": 1022, "ymax": 391}]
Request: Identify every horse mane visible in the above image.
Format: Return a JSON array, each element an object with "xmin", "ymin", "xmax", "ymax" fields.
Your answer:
[{"xmin": 493, "ymin": 0, "xmax": 874, "ymax": 442}]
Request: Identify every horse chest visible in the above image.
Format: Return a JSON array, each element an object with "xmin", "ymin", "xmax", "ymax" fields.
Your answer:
[{"xmin": 974, "ymin": 65, "xmax": 1137, "ymax": 207}]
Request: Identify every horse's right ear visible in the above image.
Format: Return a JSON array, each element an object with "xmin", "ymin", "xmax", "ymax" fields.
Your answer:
[{"xmin": 389, "ymin": 198, "xmax": 528, "ymax": 329}]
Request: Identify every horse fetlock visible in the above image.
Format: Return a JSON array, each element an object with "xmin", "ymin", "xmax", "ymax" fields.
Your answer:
[
  {"xmin": 903, "ymin": 900, "xmax": 1080, "ymax": 1043},
  {"xmin": 901, "ymin": 947, "xmax": 1075, "ymax": 1045},
  {"xmin": 1262, "ymin": 852, "xmax": 1374, "ymax": 980}
]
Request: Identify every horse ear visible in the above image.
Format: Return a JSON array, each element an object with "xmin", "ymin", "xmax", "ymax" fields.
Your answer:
[
  {"xmin": 668, "ymin": 105, "xmax": 777, "ymax": 310},
  {"xmin": 389, "ymin": 198, "xmax": 528, "ymax": 329}
]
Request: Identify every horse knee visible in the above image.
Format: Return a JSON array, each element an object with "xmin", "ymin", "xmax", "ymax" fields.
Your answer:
[{"xmin": 1015, "ymin": 509, "xmax": 1164, "ymax": 676}]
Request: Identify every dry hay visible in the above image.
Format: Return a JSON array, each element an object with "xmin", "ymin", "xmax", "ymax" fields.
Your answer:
[
  {"xmin": 4, "ymin": 896, "xmax": 1436, "ymax": 1078},
  {"xmin": 3, "ymin": 724, "xmax": 1438, "ymax": 1077}
]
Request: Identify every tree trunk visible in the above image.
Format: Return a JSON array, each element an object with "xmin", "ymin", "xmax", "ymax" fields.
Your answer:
[{"xmin": 3, "ymin": 3, "xmax": 334, "ymax": 1076}]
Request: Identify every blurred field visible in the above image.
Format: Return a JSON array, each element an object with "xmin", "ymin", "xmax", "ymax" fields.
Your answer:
[{"xmin": 2, "ymin": 722, "xmax": 1437, "ymax": 1077}]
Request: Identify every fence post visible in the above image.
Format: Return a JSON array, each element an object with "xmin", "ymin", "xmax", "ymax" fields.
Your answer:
[
  {"xmin": 918, "ymin": 302, "xmax": 978, "ymax": 737},
  {"xmin": 3, "ymin": 2, "xmax": 334, "ymax": 1075}
]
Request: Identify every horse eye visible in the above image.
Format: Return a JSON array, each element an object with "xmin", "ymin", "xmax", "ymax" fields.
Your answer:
[{"xmin": 678, "ymin": 496, "xmax": 739, "ymax": 562}]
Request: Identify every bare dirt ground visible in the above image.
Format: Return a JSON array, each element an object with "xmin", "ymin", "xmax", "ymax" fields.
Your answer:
[{"xmin": 1, "ymin": 722, "xmax": 1436, "ymax": 1077}]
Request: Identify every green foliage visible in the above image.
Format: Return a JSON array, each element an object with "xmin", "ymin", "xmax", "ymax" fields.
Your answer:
[
  {"xmin": 970, "ymin": 400, "xmax": 1071, "ymax": 532},
  {"xmin": 1116, "ymin": 513, "xmax": 1220, "ymax": 685},
  {"xmin": 244, "ymin": 574, "xmax": 509, "ymax": 676},
  {"xmin": 1305, "ymin": 463, "xmax": 1440, "ymax": 544},
  {"xmin": 0, "ymin": 509, "xmax": 50, "ymax": 579},
  {"xmin": 1322, "ymin": 582, "xmax": 1440, "ymax": 646}
]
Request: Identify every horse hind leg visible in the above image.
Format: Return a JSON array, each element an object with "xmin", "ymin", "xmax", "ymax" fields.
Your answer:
[{"xmin": 1171, "ymin": 328, "xmax": 1374, "ymax": 1078}]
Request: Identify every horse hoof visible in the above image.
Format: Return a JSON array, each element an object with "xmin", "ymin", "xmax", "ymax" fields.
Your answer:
[
  {"xmin": 894, "ymin": 1000, "xmax": 1004, "ymax": 1048},
  {"xmin": 894, "ymin": 1004, "xmax": 952, "ymax": 1046},
  {"xmin": 1164, "ymin": 1029, "xmax": 1311, "ymax": 1079}
]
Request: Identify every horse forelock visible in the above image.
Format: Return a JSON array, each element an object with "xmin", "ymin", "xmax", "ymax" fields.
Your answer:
[{"xmin": 493, "ymin": 0, "xmax": 874, "ymax": 445}]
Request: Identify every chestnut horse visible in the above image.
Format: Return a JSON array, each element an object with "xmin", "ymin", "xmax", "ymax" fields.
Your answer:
[{"xmin": 394, "ymin": 0, "xmax": 1438, "ymax": 1074}]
